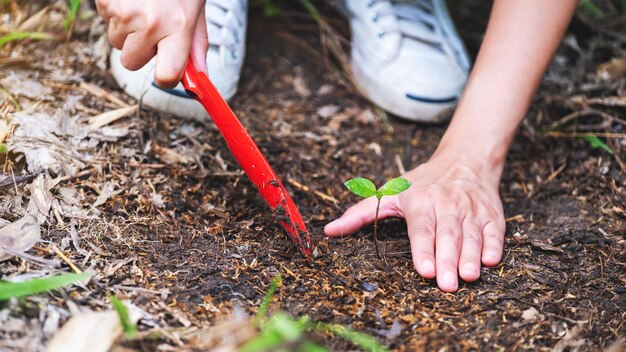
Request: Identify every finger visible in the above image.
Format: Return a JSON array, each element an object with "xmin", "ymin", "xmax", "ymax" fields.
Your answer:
[
  {"xmin": 324, "ymin": 196, "xmax": 400, "ymax": 237},
  {"xmin": 406, "ymin": 206, "xmax": 436, "ymax": 279},
  {"xmin": 108, "ymin": 18, "xmax": 127, "ymax": 50},
  {"xmin": 119, "ymin": 32, "xmax": 157, "ymax": 71},
  {"xmin": 155, "ymin": 31, "xmax": 192, "ymax": 88},
  {"xmin": 481, "ymin": 218, "xmax": 505, "ymax": 266},
  {"xmin": 190, "ymin": 6, "xmax": 209, "ymax": 75},
  {"xmin": 458, "ymin": 219, "xmax": 482, "ymax": 282},
  {"xmin": 95, "ymin": 0, "xmax": 112, "ymax": 22},
  {"xmin": 435, "ymin": 213, "xmax": 463, "ymax": 292}
]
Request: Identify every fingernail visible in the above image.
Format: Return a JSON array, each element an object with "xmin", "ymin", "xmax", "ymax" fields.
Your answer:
[
  {"xmin": 422, "ymin": 260, "xmax": 434, "ymax": 273},
  {"xmin": 484, "ymin": 251, "xmax": 500, "ymax": 264},
  {"xmin": 324, "ymin": 219, "xmax": 341, "ymax": 233},
  {"xmin": 463, "ymin": 263, "xmax": 478, "ymax": 276},
  {"xmin": 157, "ymin": 67, "xmax": 179, "ymax": 82},
  {"xmin": 443, "ymin": 271, "xmax": 456, "ymax": 288},
  {"xmin": 326, "ymin": 219, "xmax": 340, "ymax": 228}
]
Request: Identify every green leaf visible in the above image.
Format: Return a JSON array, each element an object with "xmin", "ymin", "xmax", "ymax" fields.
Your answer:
[
  {"xmin": 315, "ymin": 322, "xmax": 389, "ymax": 352},
  {"xmin": 0, "ymin": 272, "xmax": 89, "ymax": 300},
  {"xmin": 109, "ymin": 295, "xmax": 137, "ymax": 338},
  {"xmin": 378, "ymin": 177, "xmax": 411, "ymax": 197},
  {"xmin": 579, "ymin": 135, "xmax": 613, "ymax": 155},
  {"xmin": 0, "ymin": 31, "xmax": 54, "ymax": 47},
  {"xmin": 344, "ymin": 178, "xmax": 377, "ymax": 198},
  {"xmin": 255, "ymin": 273, "xmax": 282, "ymax": 325},
  {"xmin": 579, "ymin": 0, "xmax": 604, "ymax": 17},
  {"xmin": 0, "ymin": 144, "xmax": 6, "ymax": 154}
]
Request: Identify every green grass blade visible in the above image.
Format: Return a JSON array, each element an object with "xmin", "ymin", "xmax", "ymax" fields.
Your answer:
[
  {"xmin": 299, "ymin": 341, "xmax": 330, "ymax": 352},
  {"xmin": 296, "ymin": 0, "xmax": 321, "ymax": 21},
  {"xmin": 64, "ymin": 0, "xmax": 82, "ymax": 31},
  {"xmin": 0, "ymin": 272, "xmax": 89, "ymax": 300},
  {"xmin": 578, "ymin": 135, "xmax": 614, "ymax": 155},
  {"xmin": 255, "ymin": 273, "xmax": 282, "ymax": 325},
  {"xmin": 0, "ymin": 32, "xmax": 54, "ymax": 47},
  {"xmin": 579, "ymin": 0, "xmax": 605, "ymax": 17},
  {"xmin": 315, "ymin": 322, "xmax": 389, "ymax": 352},
  {"xmin": 109, "ymin": 295, "xmax": 137, "ymax": 338}
]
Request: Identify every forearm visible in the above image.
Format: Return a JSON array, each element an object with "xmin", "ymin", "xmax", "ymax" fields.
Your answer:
[{"xmin": 435, "ymin": 0, "xmax": 578, "ymax": 178}]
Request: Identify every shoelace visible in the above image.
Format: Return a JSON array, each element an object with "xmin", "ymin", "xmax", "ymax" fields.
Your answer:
[
  {"xmin": 368, "ymin": 0, "xmax": 456, "ymax": 61},
  {"xmin": 206, "ymin": 0, "xmax": 245, "ymax": 59}
]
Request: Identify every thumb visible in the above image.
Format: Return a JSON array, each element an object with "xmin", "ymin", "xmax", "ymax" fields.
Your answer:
[{"xmin": 324, "ymin": 196, "xmax": 402, "ymax": 237}]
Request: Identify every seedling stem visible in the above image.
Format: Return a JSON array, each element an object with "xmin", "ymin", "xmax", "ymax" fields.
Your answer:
[{"xmin": 344, "ymin": 177, "xmax": 411, "ymax": 259}]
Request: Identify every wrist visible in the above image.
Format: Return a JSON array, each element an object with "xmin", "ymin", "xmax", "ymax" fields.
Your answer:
[
  {"xmin": 431, "ymin": 105, "xmax": 518, "ymax": 176},
  {"xmin": 433, "ymin": 134, "xmax": 508, "ymax": 169},
  {"xmin": 429, "ymin": 132, "xmax": 508, "ymax": 187}
]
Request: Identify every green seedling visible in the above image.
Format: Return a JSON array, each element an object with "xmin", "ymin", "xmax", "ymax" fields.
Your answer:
[
  {"xmin": 243, "ymin": 274, "xmax": 389, "ymax": 352},
  {"xmin": 109, "ymin": 295, "xmax": 138, "ymax": 338},
  {"xmin": 254, "ymin": 272, "xmax": 282, "ymax": 325},
  {"xmin": 0, "ymin": 272, "xmax": 89, "ymax": 300},
  {"xmin": 344, "ymin": 177, "xmax": 411, "ymax": 258}
]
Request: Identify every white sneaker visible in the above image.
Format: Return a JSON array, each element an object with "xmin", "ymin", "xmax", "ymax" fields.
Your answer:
[
  {"xmin": 110, "ymin": 0, "xmax": 248, "ymax": 120},
  {"xmin": 344, "ymin": 0, "xmax": 470, "ymax": 122}
]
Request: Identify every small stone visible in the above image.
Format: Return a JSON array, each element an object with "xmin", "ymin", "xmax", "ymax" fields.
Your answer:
[{"xmin": 521, "ymin": 307, "xmax": 539, "ymax": 321}]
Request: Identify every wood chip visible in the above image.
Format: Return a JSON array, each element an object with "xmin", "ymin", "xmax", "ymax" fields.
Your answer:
[
  {"xmin": 79, "ymin": 82, "xmax": 129, "ymax": 108},
  {"xmin": 88, "ymin": 105, "xmax": 138, "ymax": 129}
]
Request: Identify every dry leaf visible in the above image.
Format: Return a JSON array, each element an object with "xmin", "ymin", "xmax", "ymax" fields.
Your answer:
[
  {"xmin": 317, "ymin": 105, "xmax": 339, "ymax": 119},
  {"xmin": 597, "ymin": 57, "xmax": 626, "ymax": 81},
  {"xmin": 93, "ymin": 182, "xmax": 115, "ymax": 208},
  {"xmin": 0, "ymin": 119, "xmax": 12, "ymax": 144},
  {"xmin": 293, "ymin": 75, "xmax": 311, "ymax": 98},
  {"xmin": 152, "ymin": 144, "xmax": 193, "ymax": 164},
  {"xmin": 0, "ymin": 214, "xmax": 41, "ymax": 261},
  {"xmin": 26, "ymin": 174, "xmax": 54, "ymax": 222},
  {"xmin": 17, "ymin": 6, "xmax": 49, "ymax": 32},
  {"xmin": 186, "ymin": 312, "xmax": 255, "ymax": 351},
  {"xmin": 45, "ymin": 311, "xmax": 122, "ymax": 352}
]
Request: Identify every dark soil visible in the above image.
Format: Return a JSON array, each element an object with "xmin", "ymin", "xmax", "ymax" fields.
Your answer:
[{"xmin": 1, "ymin": 1, "xmax": 625, "ymax": 351}]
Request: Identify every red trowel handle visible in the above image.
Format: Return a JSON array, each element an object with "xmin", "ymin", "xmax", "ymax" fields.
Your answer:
[{"xmin": 181, "ymin": 59, "xmax": 311, "ymax": 255}]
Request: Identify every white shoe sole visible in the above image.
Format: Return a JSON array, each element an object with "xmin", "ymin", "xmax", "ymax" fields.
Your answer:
[
  {"xmin": 110, "ymin": 50, "xmax": 237, "ymax": 122},
  {"xmin": 351, "ymin": 59, "xmax": 456, "ymax": 123}
]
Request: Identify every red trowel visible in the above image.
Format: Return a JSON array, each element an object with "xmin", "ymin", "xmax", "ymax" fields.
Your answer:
[{"xmin": 181, "ymin": 59, "xmax": 311, "ymax": 255}]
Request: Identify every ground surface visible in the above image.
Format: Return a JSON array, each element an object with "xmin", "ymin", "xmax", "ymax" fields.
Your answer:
[{"xmin": 0, "ymin": 1, "xmax": 625, "ymax": 351}]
